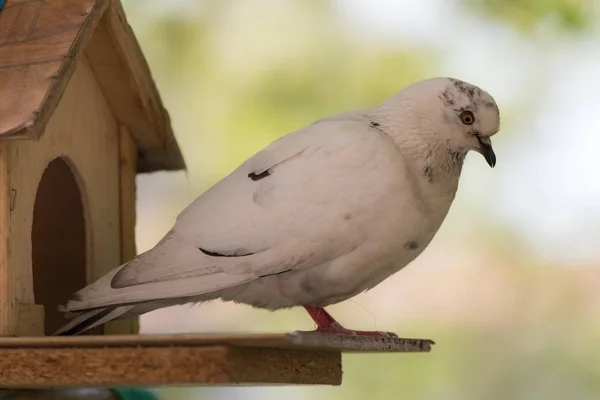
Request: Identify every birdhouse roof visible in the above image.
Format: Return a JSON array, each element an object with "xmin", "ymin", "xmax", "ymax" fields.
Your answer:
[{"xmin": 0, "ymin": 0, "xmax": 185, "ymax": 172}]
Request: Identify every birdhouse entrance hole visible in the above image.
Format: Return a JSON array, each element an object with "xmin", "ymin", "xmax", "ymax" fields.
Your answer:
[{"xmin": 32, "ymin": 157, "xmax": 88, "ymax": 335}]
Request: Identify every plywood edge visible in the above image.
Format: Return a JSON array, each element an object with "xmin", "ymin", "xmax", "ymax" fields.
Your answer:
[
  {"xmin": 0, "ymin": 0, "xmax": 110, "ymax": 139},
  {"xmin": 0, "ymin": 332, "xmax": 435, "ymax": 387},
  {"xmin": 0, "ymin": 332, "xmax": 435, "ymax": 353},
  {"xmin": 0, "ymin": 345, "xmax": 342, "ymax": 387},
  {"xmin": 288, "ymin": 331, "xmax": 435, "ymax": 352}
]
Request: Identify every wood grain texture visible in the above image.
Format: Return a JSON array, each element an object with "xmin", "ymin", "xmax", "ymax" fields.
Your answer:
[
  {"xmin": 0, "ymin": 332, "xmax": 434, "ymax": 387},
  {"xmin": 4, "ymin": 56, "xmax": 123, "ymax": 336},
  {"xmin": 0, "ymin": 1, "xmax": 41, "ymax": 45},
  {"xmin": 0, "ymin": 0, "xmax": 109, "ymax": 138},
  {"xmin": 2, "ymin": 1, "xmax": 31, "ymax": 9},
  {"xmin": 0, "ymin": 29, "xmax": 76, "ymax": 68},
  {"xmin": 0, "ymin": 61, "xmax": 61, "ymax": 135},
  {"xmin": 118, "ymin": 127, "xmax": 137, "ymax": 265},
  {"xmin": 0, "ymin": 0, "xmax": 185, "ymax": 173},
  {"xmin": 0, "ymin": 345, "xmax": 342, "ymax": 387},
  {"xmin": 30, "ymin": 0, "xmax": 95, "ymax": 40},
  {"xmin": 84, "ymin": 19, "xmax": 159, "ymax": 149},
  {"xmin": 102, "ymin": 126, "xmax": 139, "ymax": 335},
  {"xmin": 0, "ymin": 142, "xmax": 11, "ymax": 336},
  {"xmin": 14, "ymin": 304, "xmax": 44, "ymax": 336}
]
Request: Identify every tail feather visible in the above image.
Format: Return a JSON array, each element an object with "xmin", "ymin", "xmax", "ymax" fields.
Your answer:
[{"xmin": 53, "ymin": 305, "xmax": 134, "ymax": 336}]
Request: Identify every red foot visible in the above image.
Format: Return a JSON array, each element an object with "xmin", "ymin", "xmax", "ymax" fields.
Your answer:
[{"xmin": 303, "ymin": 306, "xmax": 398, "ymax": 338}]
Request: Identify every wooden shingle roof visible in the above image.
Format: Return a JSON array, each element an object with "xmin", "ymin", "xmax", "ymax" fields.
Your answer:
[{"xmin": 0, "ymin": 0, "xmax": 185, "ymax": 172}]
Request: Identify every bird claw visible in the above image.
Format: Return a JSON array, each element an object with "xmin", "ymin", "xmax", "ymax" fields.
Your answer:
[{"xmin": 304, "ymin": 306, "xmax": 398, "ymax": 338}]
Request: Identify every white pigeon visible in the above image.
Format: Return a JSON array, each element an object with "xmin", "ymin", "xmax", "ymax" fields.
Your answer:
[{"xmin": 56, "ymin": 77, "xmax": 500, "ymax": 336}]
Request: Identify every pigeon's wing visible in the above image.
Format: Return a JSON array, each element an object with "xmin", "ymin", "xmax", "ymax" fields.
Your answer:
[{"xmin": 65, "ymin": 113, "xmax": 400, "ymax": 311}]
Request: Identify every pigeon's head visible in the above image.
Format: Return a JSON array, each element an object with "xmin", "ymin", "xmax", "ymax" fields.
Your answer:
[
  {"xmin": 379, "ymin": 77, "xmax": 501, "ymax": 168},
  {"xmin": 435, "ymin": 77, "xmax": 500, "ymax": 167}
]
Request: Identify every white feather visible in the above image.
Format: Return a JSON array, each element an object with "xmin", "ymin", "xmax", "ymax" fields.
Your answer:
[{"xmin": 58, "ymin": 77, "xmax": 501, "ymax": 333}]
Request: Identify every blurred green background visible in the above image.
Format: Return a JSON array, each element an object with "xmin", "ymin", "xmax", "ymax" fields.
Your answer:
[{"xmin": 119, "ymin": 0, "xmax": 600, "ymax": 398}]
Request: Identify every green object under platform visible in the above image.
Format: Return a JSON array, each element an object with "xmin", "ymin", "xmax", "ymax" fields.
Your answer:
[{"xmin": 113, "ymin": 389, "xmax": 159, "ymax": 400}]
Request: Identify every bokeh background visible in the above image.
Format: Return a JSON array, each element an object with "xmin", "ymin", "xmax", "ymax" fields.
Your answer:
[{"xmin": 120, "ymin": 0, "xmax": 600, "ymax": 398}]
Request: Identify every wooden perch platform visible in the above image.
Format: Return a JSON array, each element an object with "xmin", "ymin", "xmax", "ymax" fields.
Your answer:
[{"xmin": 0, "ymin": 332, "xmax": 434, "ymax": 388}]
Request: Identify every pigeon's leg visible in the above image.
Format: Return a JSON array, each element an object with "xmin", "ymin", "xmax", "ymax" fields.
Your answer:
[{"xmin": 303, "ymin": 306, "xmax": 398, "ymax": 338}]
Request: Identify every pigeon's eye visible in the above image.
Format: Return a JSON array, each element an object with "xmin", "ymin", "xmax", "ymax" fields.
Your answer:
[{"xmin": 460, "ymin": 111, "xmax": 475, "ymax": 125}]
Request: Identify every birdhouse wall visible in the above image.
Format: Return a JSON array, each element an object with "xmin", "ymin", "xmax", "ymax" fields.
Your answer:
[{"xmin": 0, "ymin": 56, "xmax": 138, "ymax": 337}]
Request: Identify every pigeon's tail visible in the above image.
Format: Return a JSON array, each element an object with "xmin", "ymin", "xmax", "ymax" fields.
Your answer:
[{"xmin": 53, "ymin": 305, "xmax": 134, "ymax": 336}]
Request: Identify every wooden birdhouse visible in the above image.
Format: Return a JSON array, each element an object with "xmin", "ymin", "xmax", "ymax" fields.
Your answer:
[{"xmin": 0, "ymin": 0, "xmax": 185, "ymax": 337}]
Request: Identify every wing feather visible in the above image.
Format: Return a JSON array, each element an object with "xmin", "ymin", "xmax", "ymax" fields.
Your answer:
[{"xmin": 63, "ymin": 111, "xmax": 403, "ymax": 312}]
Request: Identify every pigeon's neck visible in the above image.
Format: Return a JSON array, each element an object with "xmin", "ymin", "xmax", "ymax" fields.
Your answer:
[
  {"xmin": 393, "ymin": 135, "xmax": 464, "ymax": 193},
  {"xmin": 368, "ymin": 106, "xmax": 465, "ymax": 193}
]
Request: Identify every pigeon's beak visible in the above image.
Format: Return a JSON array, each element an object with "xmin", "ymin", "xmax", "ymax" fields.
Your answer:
[{"xmin": 476, "ymin": 135, "xmax": 496, "ymax": 168}]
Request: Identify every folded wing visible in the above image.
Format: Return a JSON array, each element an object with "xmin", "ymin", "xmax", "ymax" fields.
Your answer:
[{"xmin": 64, "ymin": 113, "xmax": 393, "ymax": 312}]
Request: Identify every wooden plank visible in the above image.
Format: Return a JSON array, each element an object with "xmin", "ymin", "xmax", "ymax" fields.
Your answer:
[
  {"xmin": 14, "ymin": 304, "xmax": 44, "ymax": 336},
  {"xmin": 118, "ymin": 126, "xmax": 137, "ymax": 265},
  {"xmin": 102, "ymin": 126, "xmax": 138, "ymax": 335},
  {"xmin": 0, "ymin": 1, "xmax": 41, "ymax": 45},
  {"xmin": 0, "ymin": 332, "xmax": 435, "ymax": 353},
  {"xmin": 0, "ymin": 345, "xmax": 342, "ymax": 387},
  {"xmin": 0, "ymin": 28, "xmax": 76, "ymax": 68},
  {"xmin": 0, "ymin": 142, "xmax": 11, "ymax": 336},
  {"xmin": 29, "ymin": 0, "xmax": 96, "ymax": 40},
  {"xmin": 0, "ymin": 333, "xmax": 300, "ymax": 349},
  {"xmin": 0, "ymin": 61, "xmax": 62, "ymax": 136},
  {"xmin": 0, "ymin": 331, "xmax": 434, "ymax": 387}
]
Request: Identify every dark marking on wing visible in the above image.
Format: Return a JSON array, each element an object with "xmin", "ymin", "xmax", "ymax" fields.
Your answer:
[
  {"xmin": 258, "ymin": 268, "xmax": 292, "ymax": 278},
  {"xmin": 248, "ymin": 170, "xmax": 270, "ymax": 181},
  {"xmin": 370, "ymin": 120, "xmax": 381, "ymax": 128},
  {"xmin": 199, "ymin": 247, "xmax": 255, "ymax": 258},
  {"xmin": 404, "ymin": 241, "xmax": 420, "ymax": 251}
]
